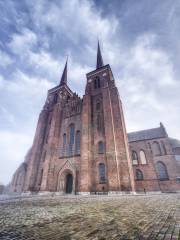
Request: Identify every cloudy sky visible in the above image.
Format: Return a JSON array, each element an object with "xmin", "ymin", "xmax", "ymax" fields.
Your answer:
[{"xmin": 0, "ymin": 0, "xmax": 180, "ymax": 185}]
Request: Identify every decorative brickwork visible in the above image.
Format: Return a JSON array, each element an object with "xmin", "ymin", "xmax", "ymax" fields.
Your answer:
[{"xmin": 10, "ymin": 44, "xmax": 180, "ymax": 194}]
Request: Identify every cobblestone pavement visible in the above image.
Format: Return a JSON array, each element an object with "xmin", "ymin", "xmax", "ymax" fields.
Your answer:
[{"xmin": 0, "ymin": 193, "xmax": 180, "ymax": 240}]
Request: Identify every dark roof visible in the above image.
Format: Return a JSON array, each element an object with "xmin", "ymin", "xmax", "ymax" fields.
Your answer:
[
  {"xmin": 128, "ymin": 127, "xmax": 167, "ymax": 142},
  {"xmin": 60, "ymin": 58, "xmax": 68, "ymax": 86},
  {"xmin": 96, "ymin": 41, "xmax": 104, "ymax": 69}
]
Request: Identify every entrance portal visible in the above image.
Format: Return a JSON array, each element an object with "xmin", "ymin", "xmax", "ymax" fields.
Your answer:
[{"xmin": 65, "ymin": 174, "xmax": 73, "ymax": 193}]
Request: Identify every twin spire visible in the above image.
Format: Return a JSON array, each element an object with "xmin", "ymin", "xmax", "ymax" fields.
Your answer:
[
  {"xmin": 59, "ymin": 57, "xmax": 68, "ymax": 86},
  {"xmin": 96, "ymin": 41, "xmax": 104, "ymax": 69},
  {"xmin": 59, "ymin": 41, "xmax": 104, "ymax": 86}
]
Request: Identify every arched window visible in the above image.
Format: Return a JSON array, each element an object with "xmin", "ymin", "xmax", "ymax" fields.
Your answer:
[
  {"xmin": 156, "ymin": 161, "xmax": 169, "ymax": 180},
  {"xmin": 99, "ymin": 163, "xmax": 106, "ymax": 183},
  {"xmin": 136, "ymin": 169, "xmax": 143, "ymax": 180},
  {"xmin": 75, "ymin": 131, "xmax": 81, "ymax": 155},
  {"xmin": 98, "ymin": 141, "xmax": 104, "ymax": 154},
  {"xmin": 96, "ymin": 102, "xmax": 101, "ymax": 111},
  {"xmin": 94, "ymin": 77, "xmax": 100, "ymax": 89},
  {"xmin": 132, "ymin": 151, "xmax": 138, "ymax": 165},
  {"xmin": 39, "ymin": 169, "xmax": 43, "ymax": 186},
  {"xmin": 140, "ymin": 150, "xmax": 147, "ymax": 164},
  {"xmin": 94, "ymin": 79, "xmax": 97, "ymax": 89},
  {"xmin": 69, "ymin": 124, "xmax": 75, "ymax": 155},
  {"xmin": 97, "ymin": 77, "xmax": 101, "ymax": 88},
  {"xmin": 152, "ymin": 141, "xmax": 161, "ymax": 156}
]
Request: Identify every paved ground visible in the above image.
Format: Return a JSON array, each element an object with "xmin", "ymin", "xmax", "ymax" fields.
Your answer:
[{"xmin": 0, "ymin": 193, "xmax": 180, "ymax": 240}]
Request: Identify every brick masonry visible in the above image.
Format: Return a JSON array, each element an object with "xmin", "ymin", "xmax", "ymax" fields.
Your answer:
[{"xmin": 10, "ymin": 47, "xmax": 180, "ymax": 194}]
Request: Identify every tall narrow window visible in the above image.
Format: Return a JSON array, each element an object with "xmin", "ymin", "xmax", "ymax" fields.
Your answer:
[
  {"xmin": 63, "ymin": 134, "xmax": 66, "ymax": 156},
  {"xmin": 94, "ymin": 79, "xmax": 97, "ymax": 89},
  {"xmin": 94, "ymin": 77, "xmax": 100, "ymax": 89},
  {"xmin": 75, "ymin": 131, "xmax": 81, "ymax": 155},
  {"xmin": 39, "ymin": 169, "xmax": 43, "ymax": 186},
  {"xmin": 98, "ymin": 141, "xmax": 104, "ymax": 154},
  {"xmin": 152, "ymin": 141, "xmax": 161, "ymax": 156},
  {"xmin": 136, "ymin": 169, "xmax": 143, "ymax": 180},
  {"xmin": 97, "ymin": 77, "xmax": 101, "ymax": 88},
  {"xmin": 156, "ymin": 161, "xmax": 169, "ymax": 180},
  {"xmin": 99, "ymin": 163, "xmax": 106, "ymax": 183},
  {"xmin": 69, "ymin": 124, "xmax": 75, "ymax": 155},
  {"xmin": 132, "ymin": 151, "xmax": 138, "ymax": 165},
  {"xmin": 96, "ymin": 102, "xmax": 101, "ymax": 111},
  {"xmin": 140, "ymin": 150, "xmax": 147, "ymax": 164}
]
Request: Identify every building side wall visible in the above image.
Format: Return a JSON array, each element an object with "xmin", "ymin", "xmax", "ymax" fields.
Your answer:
[{"xmin": 130, "ymin": 137, "xmax": 180, "ymax": 192}]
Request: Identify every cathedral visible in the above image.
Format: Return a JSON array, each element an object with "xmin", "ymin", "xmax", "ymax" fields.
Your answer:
[{"xmin": 10, "ymin": 43, "xmax": 180, "ymax": 194}]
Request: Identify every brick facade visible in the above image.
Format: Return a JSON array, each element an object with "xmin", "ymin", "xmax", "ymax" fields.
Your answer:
[{"xmin": 10, "ymin": 45, "xmax": 180, "ymax": 194}]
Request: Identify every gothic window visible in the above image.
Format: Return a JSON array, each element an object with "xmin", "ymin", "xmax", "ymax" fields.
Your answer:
[
  {"xmin": 152, "ymin": 141, "xmax": 161, "ymax": 156},
  {"xmin": 94, "ymin": 77, "xmax": 100, "ymax": 89},
  {"xmin": 140, "ymin": 150, "xmax": 147, "ymax": 164},
  {"xmin": 94, "ymin": 79, "xmax": 97, "ymax": 89},
  {"xmin": 96, "ymin": 102, "xmax": 101, "ymax": 111},
  {"xmin": 75, "ymin": 131, "xmax": 81, "ymax": 155},
  {"xmin": 69, "ymin": 124, "xmax": 75, "ymax": 155},
  {"xmin": 156, "ymin": 161, "xmax": 169, "ymax": 180},
  {"xmin": 97, "ymin": 77, "xmax": 101, "ymax": 88},
  {"xmin": 132, "ymin": 151, "xmax": 138, "ymax": 165},
  {"xmin": 63, "ymin": 134, "xmax": 66, "ymax": 155},
  {"xmin": 136, "ymin": 169, "xmax": 143, "ymax": 180},
  {"xmin": 39, "ymin": 169, "xmax": 43, "ymax": 186},
  {"xmin": 98, "ymin": 141, "xmax": 104, "ymax": 154},
  {"xmin": 99, "ymin": 163, "xmax": 106, "ymax": 183}
]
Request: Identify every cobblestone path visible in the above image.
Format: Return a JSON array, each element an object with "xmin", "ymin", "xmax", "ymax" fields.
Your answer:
[{"xmin": 0, "ymin": 194, "xmax": 180, "ymax": 240}]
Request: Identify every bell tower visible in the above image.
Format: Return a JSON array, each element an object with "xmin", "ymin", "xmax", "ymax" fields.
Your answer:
[{"xmin": 80, "ymin": 42, "xmax": 135, "ymax": 193}]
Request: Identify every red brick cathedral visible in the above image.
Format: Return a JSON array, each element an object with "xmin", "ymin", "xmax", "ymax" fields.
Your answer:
[{"xmin": 11, "ymin": 43, "xmax": 180, "ymax": 194}]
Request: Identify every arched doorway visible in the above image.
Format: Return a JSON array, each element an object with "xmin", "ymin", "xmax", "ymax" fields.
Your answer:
[{"xmin": 66, "ymin": 173, "xmax": 73, "ymax": 193}]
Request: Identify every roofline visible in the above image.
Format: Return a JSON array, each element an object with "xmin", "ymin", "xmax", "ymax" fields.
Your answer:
[
  {"xmin": 128, "ymin": 136, "xmax": 167, "ymax": 143},
  {"xmin": 86, "ymin": 64, "xmax": 110, "ymax": 77},
  {"xmin": 48, "ymin": 84, "xmax": 73, "ymax": 95}
]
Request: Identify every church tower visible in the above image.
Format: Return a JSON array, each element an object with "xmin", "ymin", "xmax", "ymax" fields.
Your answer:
[
  {"xmin": 11, "ymin": 42, "xmax": 135, "ymax": 194},
  {"xmin": 80, "ymin": 42, "xmax": 135, "ymax": 193}
]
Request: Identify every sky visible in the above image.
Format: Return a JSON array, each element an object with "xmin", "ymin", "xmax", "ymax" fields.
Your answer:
[{"xmin": 0, "ymin": 0, "xmax": 180, "ymax": 185}]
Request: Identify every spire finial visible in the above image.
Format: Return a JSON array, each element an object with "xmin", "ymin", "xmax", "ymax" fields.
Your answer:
[
  {"xmin": 96, "ymin": 40, "xmax": 104, "ymax": 69},
  {"xmin": 60, "ymin": 56, "xmax": 68, "ymax": 86}
]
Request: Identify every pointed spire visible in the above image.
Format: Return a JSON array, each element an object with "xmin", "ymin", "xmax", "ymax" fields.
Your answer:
[
  {"xmin": 160, "ymin": 122, "xmax": 168, "ymax": 137},
  {"xmin": 60, "ymin": 57, "xmax": 68, "ymax": 86},
  {"xmin": 96, "ymin": 41, "xmax": 104, "ymax": 69}
]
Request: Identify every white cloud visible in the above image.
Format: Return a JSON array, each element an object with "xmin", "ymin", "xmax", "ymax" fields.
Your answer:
[
  {"xmin": 8, "ymin": 28, "xmax": 38, "ymax": 55},
  {"xmin": 0, "ymin": 130, "xmax": 32, "ymax": 185},
  {"xmin": 0, "ymin": 50, "xmax": 13, "ymax": 67},
  {"xmin": 116, "ymin": 33, "xmax": 180, "ymax": 137},
  {"xmin": 26, "ymin": 0, "xmax": 118, "ymax": 44}
]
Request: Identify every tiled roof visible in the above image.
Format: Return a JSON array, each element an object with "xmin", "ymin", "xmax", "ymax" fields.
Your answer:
[{"xmin": 128, "ymin": 127, "xmax": 167, "ymax": 142}]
